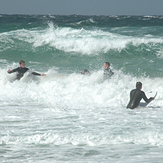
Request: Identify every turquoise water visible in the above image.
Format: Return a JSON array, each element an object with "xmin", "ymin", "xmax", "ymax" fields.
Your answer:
[
  {"xmin": 1, "ymin": 15, "xmax": 163, "ymax": 77},
  {"xmin": 0, "ymin": 15, "xmax": 163, "ymax": 162}
]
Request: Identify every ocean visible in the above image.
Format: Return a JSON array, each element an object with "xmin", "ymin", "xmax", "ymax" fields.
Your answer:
[{"xmin": 0, "ymin": 15, "xmax": 163, "ymax": 162}]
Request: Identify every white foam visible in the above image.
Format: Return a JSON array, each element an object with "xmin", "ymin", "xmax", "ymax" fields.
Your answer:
[
  {"xmin": 1, "ymin": 129, "xmax": 163, "ymax": 146},
  {"xmin": 157, "ymin": 48, "xmax": 163, "ymax": 59},
  {"xmin": 0, "ymin": 67, "xmax": 162, "ymax": 110},
  {"xmin": 1, "ymin": 23, "xmax": 163, "ymax": 55},
  {"xmin": 0, "ymin": 67, "xmax": 163, "ymax": 163}
]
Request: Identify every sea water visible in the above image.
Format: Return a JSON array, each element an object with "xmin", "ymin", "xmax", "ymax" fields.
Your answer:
[{"xmin": 0, "ymin": 15, "xmax": 163, "ymax": 163}]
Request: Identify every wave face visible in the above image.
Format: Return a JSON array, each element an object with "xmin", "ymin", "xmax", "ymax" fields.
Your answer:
[
  {"xmin": 0, "ymin": 15, "xmax": 163, "ymax": 162},
  {"xmin": 0, "ymin": 15, "xmax": 163, "ymax": 77}
]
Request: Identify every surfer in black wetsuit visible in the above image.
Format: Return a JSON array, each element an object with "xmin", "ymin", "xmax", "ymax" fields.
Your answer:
[
  {"xmin": 103, "ymin": 62, "xmax": 114, "ymax": 79},
  {"xmin": 127, "ymin": 82, "xmax": 154, "ymax": 109},
  {"xmin": 7, "ymin": 60, "xmax": 46, "ymax": 80}
]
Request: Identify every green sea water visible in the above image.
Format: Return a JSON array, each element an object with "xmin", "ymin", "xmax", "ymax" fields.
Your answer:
[
  {"xmin": 0, "ymin": 15, "xmax": 163, "ymax": 77},
  {"xmin": 0, "ymin": 15, "xmax": 163, "ymax": 163}
]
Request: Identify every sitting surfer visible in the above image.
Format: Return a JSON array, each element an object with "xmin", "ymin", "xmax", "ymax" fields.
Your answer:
[
  {"xmin": 81, "ymin": 69, "xmax": 90, "ymax": 75},
  {"xmin": 127, "ymin": 82, "xmax": 154, "ymax": 109},
  {"xmin": 103, "ymin": 62, "xmax": 114, "ymax": 79},
  {"xmin": 7, "ymin": 60, "xmax": 46, "ymax": 80}
]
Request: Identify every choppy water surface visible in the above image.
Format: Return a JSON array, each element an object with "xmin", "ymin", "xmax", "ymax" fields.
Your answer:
[{"xmin": 0, "ymin": 15, "xmax": 163, "ymax": 162}]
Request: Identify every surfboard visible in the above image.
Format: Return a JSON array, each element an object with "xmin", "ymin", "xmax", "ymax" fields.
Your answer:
[{"xmin": 139, "ymin": 91, "xmax": 157, "ymax": 107}]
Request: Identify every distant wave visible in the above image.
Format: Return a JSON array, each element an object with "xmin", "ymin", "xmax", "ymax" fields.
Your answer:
[{"xmin": 1, "ymin": 23, "xmax": 163, "ymax": 56}]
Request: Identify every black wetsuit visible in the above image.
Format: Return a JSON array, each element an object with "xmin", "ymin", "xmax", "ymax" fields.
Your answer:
[
  {"xmin": 104, "ymin": 68, "xmax": 114, "ymax": 79},
  {"xmin": 127, "ymin": 89, "xmax": 153, "ymax": 109},
  {"xmin": 8, "ymin": 67, "xmax": 41, "ymax": 80}
]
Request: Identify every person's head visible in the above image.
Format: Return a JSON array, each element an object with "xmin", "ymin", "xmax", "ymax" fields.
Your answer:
[
  {"xmin": 103, "ymin": 62, "xmax": 110, "ymax": 69},
  {"xmin": 81, "ymin": 69, "xmax": 90, "ymax": 75},
  {"xmin": 136, "ymin": 82, "xmax": 142, "ymax": 90},
  {"xmin": 19, "ymin": 60, "xmax": 26, "ymax": 68}
]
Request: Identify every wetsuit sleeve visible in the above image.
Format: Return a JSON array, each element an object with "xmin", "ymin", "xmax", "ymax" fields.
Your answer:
[
  {"xmin": 8, "ymin": 67, "xmax": 19, "ymax": 74},
  {"xmin": 142, "ymin": 92, "xmax": 152, "ymax": 103},
  {"xmin": 32, "ymin": 72, "xmax": 41, "ymax": 76},
  {"xmin": 110, "ymin": 69, "xmax": 114, "ymax": 75}
]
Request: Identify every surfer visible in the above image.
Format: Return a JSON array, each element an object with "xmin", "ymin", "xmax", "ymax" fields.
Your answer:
[
  {"xmin": 81, "ymin": 69, "xmax": 90, "ymax": 75},
  {"xmin": 127, "ymin": 82, "xmax": 154, "ymax": 109},
  {"xmin": 103, "ymin": 62, "xmax": 114, "ymax": 79},
  {"xmin": 7, "ymin": 60, "xmax": 46, "ymax": 80}
]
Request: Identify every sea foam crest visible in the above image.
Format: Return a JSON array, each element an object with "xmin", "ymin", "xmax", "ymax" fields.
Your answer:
[{"xmin": 1, "ymin": 22, "xmax": 163, "ymax": 55}]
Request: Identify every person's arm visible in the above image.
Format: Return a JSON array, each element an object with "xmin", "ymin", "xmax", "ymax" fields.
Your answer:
[
  {"xmin": 108, "ymin": 69, "xmax": 114, "ymax": 76},
  {"xmin": 142, "ymin": 92, "xmax": 153, "ymax": 103},
  {"xmin": 32, "ymin": 72, "xmax": 46, "ymax": 76},
  {"xmin": 110, "ymin": 69, "xmax": 114, "ymax": 75},
  {"xmin": 7, "ymin": 67, "xmax": 19, "ymax": 74}
]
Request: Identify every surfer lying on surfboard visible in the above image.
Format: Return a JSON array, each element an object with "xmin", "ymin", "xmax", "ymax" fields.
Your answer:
[
  {"xmin": 127, "ymin": 82, "xmax": 155, "ymax": 109},
  {"xmin": 7, "ymin": 60, "xmax": 46, "ymax": 80}
]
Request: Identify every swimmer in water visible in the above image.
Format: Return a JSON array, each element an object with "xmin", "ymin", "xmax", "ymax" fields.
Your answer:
[
  {"xmin": 81, "ymin": 69, "xmax": 90, "ymax": 75},
  {"xmin": 103, "ymin": 62, "xmax": 114, "ymax": 79},
  {"xmin": 7, "ymin": 60, "xmax": 46, "ymax": 80}
]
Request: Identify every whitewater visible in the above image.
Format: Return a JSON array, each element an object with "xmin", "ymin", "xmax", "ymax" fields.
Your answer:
[{"xmin": 0, "ymin": 15, "xmax": 163, "ymax": 162}]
